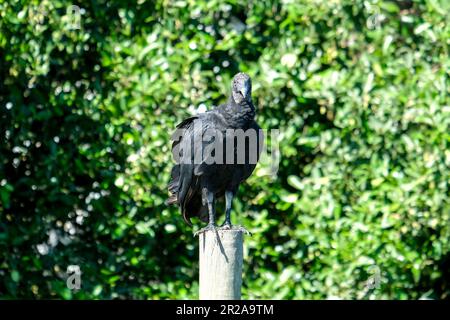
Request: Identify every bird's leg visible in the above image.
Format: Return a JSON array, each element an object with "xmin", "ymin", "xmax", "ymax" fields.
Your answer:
[
  {"xmin": 219, "ymin": 190, "xmax": 251, "ymax": 235},
  {"xmin": 220, "ymin": 191, "xmax": 234, "ymax": 229},
  {"xmin": 194, "ymin": 189, "xmax": 216, "ymax": 236}
]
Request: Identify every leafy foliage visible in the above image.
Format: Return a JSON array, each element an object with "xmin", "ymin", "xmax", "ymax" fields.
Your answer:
[{"xmin": 0, "ymin": 0, "xmax": 449, "ymax": 299}]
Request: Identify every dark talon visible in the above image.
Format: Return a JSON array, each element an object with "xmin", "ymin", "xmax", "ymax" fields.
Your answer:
[
  {"xmin": 219, "ymin": 221, "xmax": 232, "ymax": 230},
  {"xmin": 217, "ymin": 223, "xmax": 251, "ymax": 236},
  {"xmin": 232, "ymin": 225, "xmax": 252, "ymax": 236}
]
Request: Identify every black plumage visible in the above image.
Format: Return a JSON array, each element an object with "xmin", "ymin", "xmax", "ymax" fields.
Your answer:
[{"xmin": 167, "ymin": 72, "xmax": 263, "ymax": 234}]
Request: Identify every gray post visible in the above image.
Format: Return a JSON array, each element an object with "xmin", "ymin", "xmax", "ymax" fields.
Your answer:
[{"xmin": 199, "ymin": 229, "xmax": 244, "ymax": 300}]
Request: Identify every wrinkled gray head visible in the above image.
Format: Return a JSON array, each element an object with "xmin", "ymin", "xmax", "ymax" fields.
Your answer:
[{"xmin": 231, "ymin": 72, "xmax": 252, "ymax": 104}]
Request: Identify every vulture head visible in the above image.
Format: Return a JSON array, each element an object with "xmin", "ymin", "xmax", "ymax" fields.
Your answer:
[{"xmin": 231, "ymin": 72, "xmax": 252, "ymax": 104}]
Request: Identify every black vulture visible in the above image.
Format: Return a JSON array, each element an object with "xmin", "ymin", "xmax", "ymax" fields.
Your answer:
[{"xmin": 167, "ymin": 72, "xmax": 263, "ymax": 235}]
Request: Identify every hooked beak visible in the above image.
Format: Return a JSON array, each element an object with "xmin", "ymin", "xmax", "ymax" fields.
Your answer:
[{"xmin": 240, "ymin": 85, "xmax": 248, "ymax": 98}]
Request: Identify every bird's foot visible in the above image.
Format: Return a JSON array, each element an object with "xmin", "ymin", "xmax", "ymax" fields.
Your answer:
[
  {"xmin": 218, "ymin": 223, "xmax": 252, "ymax": 236},
  {"xmin": 233, "ymin": 225, "xmax": 252, "ymax": 236},
  {"xmin": 219, "ymin": 221, "xmax": 232, "ymax": 230},
  {"xmin": 194, "ymin": 223, "xmax": 217, "ymax": 237}
]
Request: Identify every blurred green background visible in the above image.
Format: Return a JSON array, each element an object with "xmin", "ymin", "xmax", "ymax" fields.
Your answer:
[{"xmin": 0, "ymin": 0, "xmax": 449, "ymax": 299}]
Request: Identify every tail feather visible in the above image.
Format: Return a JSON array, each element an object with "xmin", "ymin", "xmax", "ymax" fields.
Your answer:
[{"xmin": 167, "ymin": 163, "xmax": 208, "ymax": 226}]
